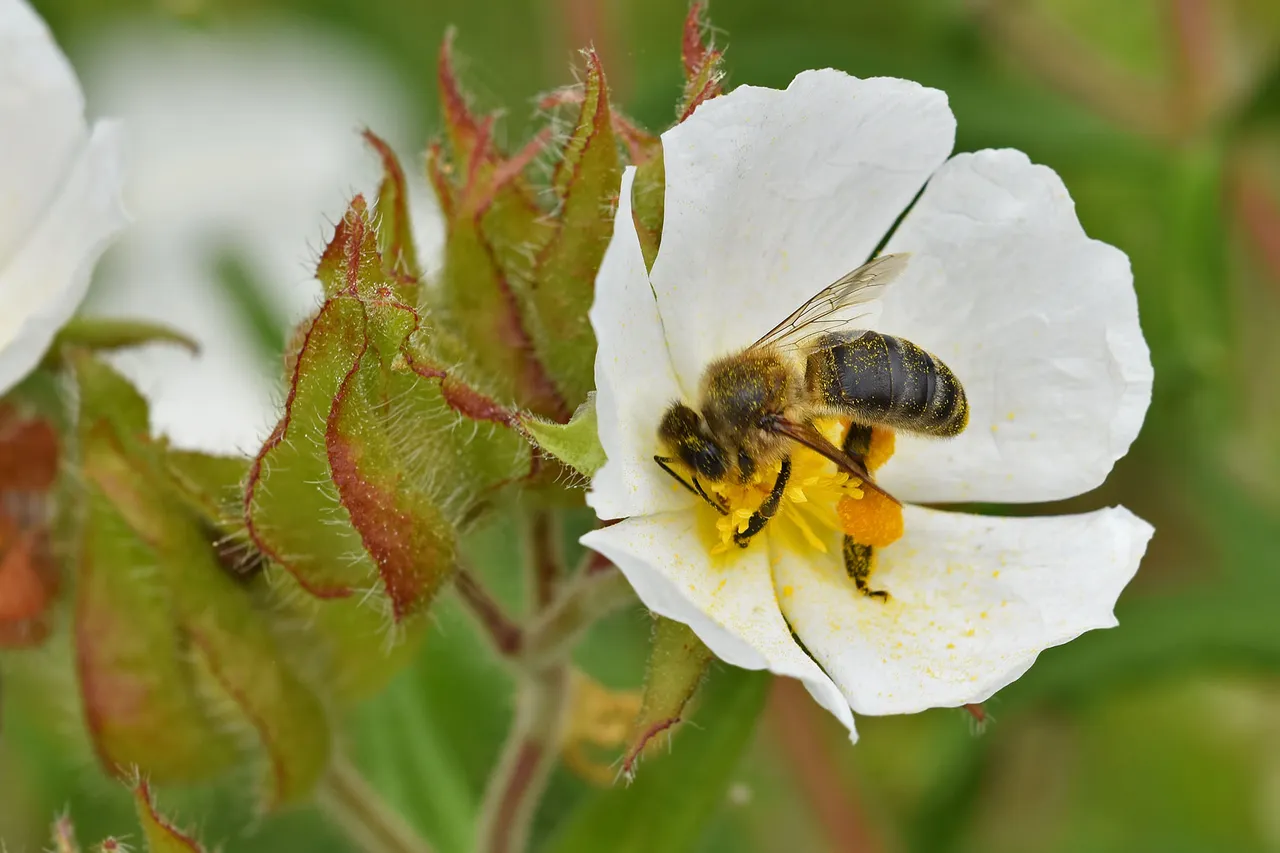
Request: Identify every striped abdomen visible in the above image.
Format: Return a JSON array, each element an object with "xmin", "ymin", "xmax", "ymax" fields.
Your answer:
[{"xmin": 804, "ymin": 331, "xmax": 968, "ymax": 437}]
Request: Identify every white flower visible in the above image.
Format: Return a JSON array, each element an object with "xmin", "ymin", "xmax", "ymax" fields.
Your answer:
[
  {"xmin": 0, "ymin": 0, "xmax": 126, "ymax": 396},
  {"xmin": 79, "ymin": 25, "xmax": 439, "ymax": 455},
  {"xmin": 581, "ymin": 70, "xmax": 1155, "ymax": 738}
]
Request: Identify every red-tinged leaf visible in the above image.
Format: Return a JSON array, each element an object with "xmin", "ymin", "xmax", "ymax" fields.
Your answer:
[
  {"xmin": 363, "ymin": 130, "xmax": 422, "ymax": 292},
  {"xmin": 315, "ymin": 196, "xmax": 383, "ymax": 299},
  {"xmin": 246, "ymin": 296, "xmax": 373, "ymax": 599},
  {"xmin": 678, "ymin": 1, "xmax": 725, "ymax": 121},
  {"xmin": 622, "ymin": 616, "xmax": 715, "ymax": 780},
  {"xmin": 435, "ymin": 211, "xmax": 565, "ymax": 417},
  {"xmin": 75, "ymin": 357, "xmax": 332, "ymax": 806},
  {"xmin": 681, "ymin": 1, "xmax": 711, "ymax": 78},
  {"xmin": 75, "ymin": 481, "xmax": 240, "ymax": 783},
  {"xmin": 525, "ymin": 51, "xmax": 622, "ymax": 407},
  {"xmin": 438, "ymin": 29, "xmax": 488, "ymax": 176},
  {"xmin": 426, "ymin": 140, "xmax": 457, "ymax": 222},
  {"xmin": 132, "ymin": 779, "xmax": 207, "ymax": 852},
  {"xmin": 327, "ymin": 299, "xmax": 458, "ymax": 620}
]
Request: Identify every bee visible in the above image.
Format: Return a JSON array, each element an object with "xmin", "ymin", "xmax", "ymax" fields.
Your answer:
[{"xmin": 654, "ymin": 253, "xmax": 968, "ymax": 566}]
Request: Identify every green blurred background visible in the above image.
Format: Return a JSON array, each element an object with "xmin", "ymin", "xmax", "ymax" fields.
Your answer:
[{"xmin": 6, "ymin": 0, "xmax": 1280, "ymax": 851}]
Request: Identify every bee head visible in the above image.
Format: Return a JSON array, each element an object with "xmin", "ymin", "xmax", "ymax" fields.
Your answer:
[{"xmin": 658, "ymin": 403, "xmax": 729, "ymax": 482}]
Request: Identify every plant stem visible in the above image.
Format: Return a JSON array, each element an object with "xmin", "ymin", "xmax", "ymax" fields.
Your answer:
[
  {"xmin": 520, "ymin": 565, "xmax": 635, "ymax": 670},
  {"xmin": 455, "ymin": 567, "xmax": 524, "ymax": 656},
  {"xmin": 526, "ymin": 508, "xmax": 561, "ymax": 611},
  {"xmin": 319, "ymin": 756, "xmax": 437, "ymax": 853},
  {"xmin": 476, "ymin": 666, "xmax": 571, "ymax": 853}
]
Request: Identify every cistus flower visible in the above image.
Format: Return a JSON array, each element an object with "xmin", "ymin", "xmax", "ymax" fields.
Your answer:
[
  {"xmin": 582, "ymin": 70, "xmax": 1155, "ymax": 737},
  {"xmin": 0, "ymin": 0, "xmax": 126, "ymax": 396}
]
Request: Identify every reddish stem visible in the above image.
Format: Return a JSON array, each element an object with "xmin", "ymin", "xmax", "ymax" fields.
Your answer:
[{"xmin": 455, "ymin": 568, "xmax": 523, "ymax": 656}]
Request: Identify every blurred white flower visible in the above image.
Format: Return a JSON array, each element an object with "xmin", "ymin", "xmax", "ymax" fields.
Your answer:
[
  {"xmin": 82, "ymin": 24, "xmax": 442, "ymax": 455},
  {"xmin": 582, "ymin": 70, "xmax": 1155, "ymax": 739},
  {"xmin": 0, "ymin": 0, "xmax": 126, "ymax": 395}
]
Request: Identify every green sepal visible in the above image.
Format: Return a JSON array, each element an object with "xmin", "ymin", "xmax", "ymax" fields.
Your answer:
[
  {"xmin": 248, "ymin": 197, "xmax": 531, "ymax": 623},
  {"xmin": 525, "ymin": 51, "xmax": 622, "ymax": 408},
  {"xmin": 621, "ymin": 615, "xmax": 716, "ymax": 780},
  {"xmin": 47, "ymin": 317, "xmax": 199, "ymax": 364},
  {"xmin": 430, "ymin": 33, "xmax": 567, "ymax": 420},
  {"xmin": 677, "ymin": 1, "xmax": 725, "ymax": 121},
  {"xmin": 363, "ymin": 129, "xmax": 422, "ymax": 297},
  {"xmin": 519, "ymin": 393, "xmax": 606, "ymax": 478},
  {"xmin": 131, "ymin": 779, "xmax": 208, "ymax": 852},
  {"xmin": 71, "ymin": 355, "xmax": 332, "ymax": 807}
]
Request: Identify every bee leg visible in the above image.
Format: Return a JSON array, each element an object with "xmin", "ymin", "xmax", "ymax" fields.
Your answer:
[
  {"xmin": 733, "ymin": 457, "xmax": 792, "ymax": 548},
  {"xmin": 843, "ymin": 539, "xmax": 889, "ymax": 602},
  {"xmin": 654, "ymin": 456, "xmax": 728, "ymax": 515}
]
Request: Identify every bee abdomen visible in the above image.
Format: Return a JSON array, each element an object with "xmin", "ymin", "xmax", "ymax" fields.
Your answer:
[{"xmin": 805, "ymin": 331, "xmax": 968, "ymax": 436}]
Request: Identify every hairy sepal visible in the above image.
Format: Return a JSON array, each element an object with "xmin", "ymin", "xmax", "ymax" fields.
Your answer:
[
  {"xmin": 72, "ymin": 355, "xmax": 331, "ymax": 806},
  {"xmin": 678, "ymin": 2, "xmax": 725, "ymax": 120},
  {"xmin": 132, "ymin": 779, "xmax": 209, "ymax": 852},
  {"xmin": 519, "ymin": 393, "xmax": 606, "ymax": 478},
  {"xmin": 526, "ymin": 51, "xmax": 622, "ymax": 408},
  {"xmin": 432, "ymin": 33, "xmax": 566, "ymax": 420},
  {"xmin": 248, "ymin": 197, "xmax": 530, "ymax": 624},
  {"xmin": 622, "ymin": 615, "xmax": 715, "ymax": 780}
]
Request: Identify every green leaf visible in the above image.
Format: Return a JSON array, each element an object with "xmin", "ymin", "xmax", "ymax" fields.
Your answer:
[
  {"xmin": 73, "ymin": 355, "xmax": 332, "ymax": 807},
  {"xmin": 364, "ymin": 129, "xmax": 423, "ymax": 292},
  {"xmin": 631, "ymin": 149, "xmax": 665, "ymax": 272},
  {"xmin": 49, "ymin": 317, "xmax": 199, "ymax": 359},
  {"xmin": 677, "ymin": 2, "xmax": 725, "ymax": 121},
  {"xmin": 524, "ymin": 51, "xmax": 623, "ymax": 407},
  {"xmin": 131, "ymin": 780, "xmax": 208, "ymax": 852},
  {"xmin": 548, "ymin": 666, "xmax": 769, "ymax": 853},
  {"xmin": 622, "ymin": 615, "xmax": 715, "ymax": 779},
  {"xmin": 248, "ymin": 196, "xmax": 529, "ymax": 626},
  {"xmin": 519, "ymin": 393, "xmax": 606, "ymax": 478},
  {"xmin": 430, "ymin": 34, "xmax": 566, "ymax": 419}
]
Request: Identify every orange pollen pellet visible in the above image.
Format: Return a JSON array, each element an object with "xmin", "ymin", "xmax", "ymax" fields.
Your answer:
[
  {"xmin": 865, "ymin": 427, "xmax": 896, "ymax": 474},
  {"xmin": 837, "ymin": 489, "xmax": 904, "ymax": 548}
]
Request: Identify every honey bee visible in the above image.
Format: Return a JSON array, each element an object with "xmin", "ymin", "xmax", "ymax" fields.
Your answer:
[{"xmin": 655, "ymin": 253, "xmax": 968, "ymax": 568}]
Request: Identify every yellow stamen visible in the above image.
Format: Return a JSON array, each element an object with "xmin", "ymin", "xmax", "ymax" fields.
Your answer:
[{"xmin": 678, "ymin": 419, "xmax": 907, "ymax": 560}]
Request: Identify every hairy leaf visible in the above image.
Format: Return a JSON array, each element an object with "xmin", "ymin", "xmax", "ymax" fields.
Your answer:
[
  {"xmin": 519, "ymin": 393, "xmax": 605, "ymax": 478},
  {"xmin": 526, "ymin": 51, "xmax": 622, "ymax": 407},
  {"xmin": 622, "ymin": 615, "xmax": 716, "ymax": 779}
]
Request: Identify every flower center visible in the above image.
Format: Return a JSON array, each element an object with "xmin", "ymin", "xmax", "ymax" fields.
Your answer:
[{"xmin": 701, "ymin": 420, "xmax": 903, "ymax": 554}]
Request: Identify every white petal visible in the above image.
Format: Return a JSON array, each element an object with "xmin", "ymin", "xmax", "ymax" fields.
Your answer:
[
  {"xmin": 878, "ymin": 150, "xmax": 1153, "ymax": 503},
  {"xmin": 582, "ymin": 513, "xmax": 857, "ymax": 738},
  {"xmin": 774, "ymin": 504, "xmax": 1153, "ymax": 715},
  {"xmin": 0, "ymin": 0, "xmax": 88, "ymax": 267},
  {"xmin": 649, "ymin": 70, "xmax": 955, "ymax": 390},
  {"xmin": 587, "ymin": 167, "xmax": 692, "ymax": 519},
  {"xmin": 0, "ymin": 120, "xmax": 126, "ymax": 395}
]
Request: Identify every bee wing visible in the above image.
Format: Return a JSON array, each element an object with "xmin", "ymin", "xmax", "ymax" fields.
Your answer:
[{"xmin": 748, "ymin": 253, "xmax": 909, "ymax": 353}]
